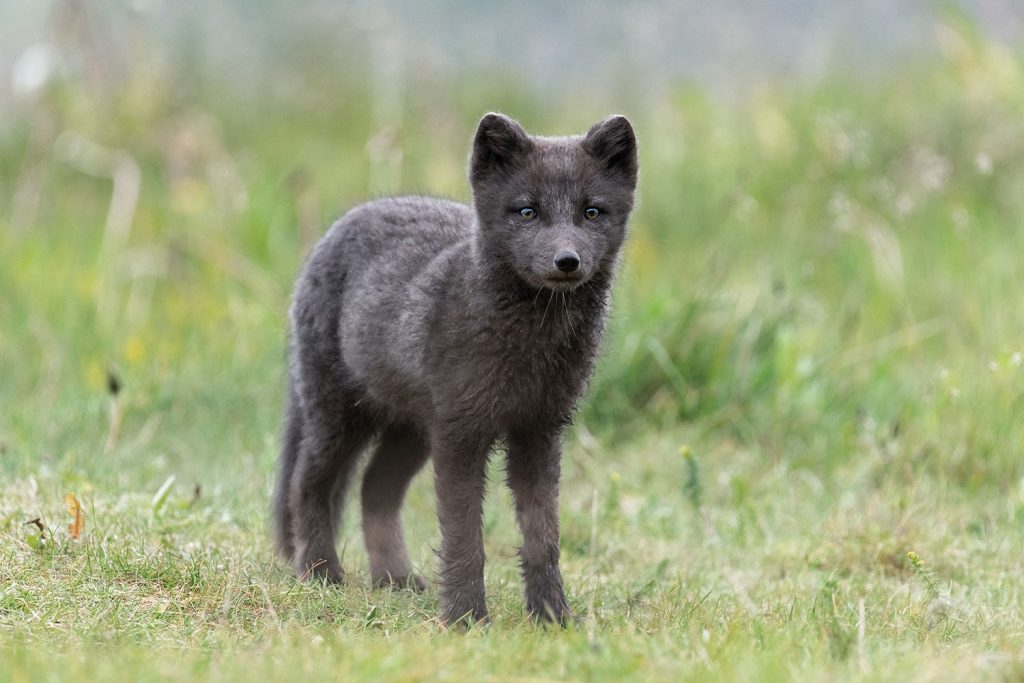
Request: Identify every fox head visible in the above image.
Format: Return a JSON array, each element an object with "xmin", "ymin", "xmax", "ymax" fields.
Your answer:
[{"xmin": 468, "ymin": 113, "xmax": 638, "ymax": 292}]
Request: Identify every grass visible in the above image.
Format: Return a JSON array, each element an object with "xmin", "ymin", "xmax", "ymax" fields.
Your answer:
[{"xmin": 2, "ymin": 8, "xmax": 1024, "ymax": 681}]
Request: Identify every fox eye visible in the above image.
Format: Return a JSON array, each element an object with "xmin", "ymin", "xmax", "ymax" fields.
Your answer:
[
  {"xmin": 519, "ymin": 207, "xmax": 537, "ymax": 220},
  {"xmin": 584, "ymin": 207, "xmax": 601, "ymax": 220}
]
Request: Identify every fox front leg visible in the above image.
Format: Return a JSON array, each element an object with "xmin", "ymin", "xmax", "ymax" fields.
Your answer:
[
  {"xmin": 432, "ymin": 423, "xmax": 493, "ymax": 626},
  {"xmin": 506, "ymin": 427, "xmax": 572, "ymax": 625}
]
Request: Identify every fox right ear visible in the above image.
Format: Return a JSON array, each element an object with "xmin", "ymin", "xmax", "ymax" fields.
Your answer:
[
  {"xmin": 584, "ymin": 115, "xmax": 638, "ymax": 187},
  {"xmin": 470, "ymin": 113, "xmax": 532, "ymax": 183}
]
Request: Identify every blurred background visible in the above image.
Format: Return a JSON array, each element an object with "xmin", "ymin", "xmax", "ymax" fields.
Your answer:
[{"xmin": 2, "ymin": 0, "xmax": 1023, "ymax": 492}]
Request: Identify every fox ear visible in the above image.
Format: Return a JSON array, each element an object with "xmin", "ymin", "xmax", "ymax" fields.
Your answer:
[
  {"xmin": 470, "ymin": 113, "xmax": 532, "ymax": 183},
  {"xmin": 584, "ymin": 115, "xmax": 638, "ymax": 186}
]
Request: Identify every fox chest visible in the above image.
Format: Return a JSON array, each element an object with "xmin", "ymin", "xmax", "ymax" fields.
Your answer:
[{"xmin": 437, "ymin": 325, "xmax": 599, "ymax": 428}]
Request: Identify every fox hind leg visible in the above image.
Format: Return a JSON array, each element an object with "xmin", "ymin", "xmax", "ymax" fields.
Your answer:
[
  {"xmin": 361, "ymin": 425, "xmax": 430, "ymax": 590},
  {"xmin": 286, "ymin": 383, "xmax": 374, "ymax": 583}
]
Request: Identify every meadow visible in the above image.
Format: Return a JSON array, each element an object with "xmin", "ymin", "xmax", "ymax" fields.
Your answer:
[{"xmin": 2, "ymin": 12, "xmax": 1024, "ymax": 682}]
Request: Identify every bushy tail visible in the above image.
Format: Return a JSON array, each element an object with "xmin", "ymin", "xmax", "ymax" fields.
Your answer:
[{"xmin": 272, "ymin": 378, "xmax": 304, "ymax": 561}]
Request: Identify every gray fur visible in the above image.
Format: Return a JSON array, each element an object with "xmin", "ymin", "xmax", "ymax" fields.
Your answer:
[{"xmin": 273, "ymin": 113, "xmax": 638, "ymax": 626}]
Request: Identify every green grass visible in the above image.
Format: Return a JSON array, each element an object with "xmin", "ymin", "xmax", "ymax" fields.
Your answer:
[{"xmin": 3, "ymin": 12, "xmax": 1024, "ymax": 682}]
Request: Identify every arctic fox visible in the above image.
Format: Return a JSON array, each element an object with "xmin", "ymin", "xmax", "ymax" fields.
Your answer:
[{"xmin": 274, "ymin": 113, "xmax": 638, "ymax": 625}]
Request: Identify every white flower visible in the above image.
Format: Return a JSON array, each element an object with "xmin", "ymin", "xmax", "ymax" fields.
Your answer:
[
  {"xmin": 975, "ymin": 153, "xmax": 993, "ymax": 175},
  {"xmin": 12, "ymin": 44, "xmax": 59, "ymax": 100}
]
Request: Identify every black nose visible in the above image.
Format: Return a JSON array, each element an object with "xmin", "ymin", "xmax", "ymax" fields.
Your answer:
[{"xmin": 554, "ymin": 250, "xmax": 580, "ymax": 273}]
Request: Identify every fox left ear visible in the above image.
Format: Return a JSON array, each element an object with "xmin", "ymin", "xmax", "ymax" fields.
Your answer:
[
  {"xmin": 470, "ymin": 113, "xmax": 533, "ymax": 185},
  {"xmin": 584, "ymin": 115, "xmax": 638, "ymax": 187}
]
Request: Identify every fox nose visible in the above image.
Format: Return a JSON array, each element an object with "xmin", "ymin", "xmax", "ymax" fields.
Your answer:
[{"xmin": 554, "ymin": 250, "xmax": 580, "ymax": 273}]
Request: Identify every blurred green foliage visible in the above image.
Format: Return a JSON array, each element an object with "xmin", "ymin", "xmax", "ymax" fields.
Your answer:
[{"xmin": 3, "ymin": 7, "xmax": 1022, "ymax": 489}]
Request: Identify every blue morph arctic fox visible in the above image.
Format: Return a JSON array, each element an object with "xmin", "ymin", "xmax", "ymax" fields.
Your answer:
[{"xmin": 274, "ymin": 113, "xmax": 638, "ymax": 626}]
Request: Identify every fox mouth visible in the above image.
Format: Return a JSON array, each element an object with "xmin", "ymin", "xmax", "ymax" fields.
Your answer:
[{"xmin": 541, "ymin": 273, "xmax": 587, "ymax": 291}]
